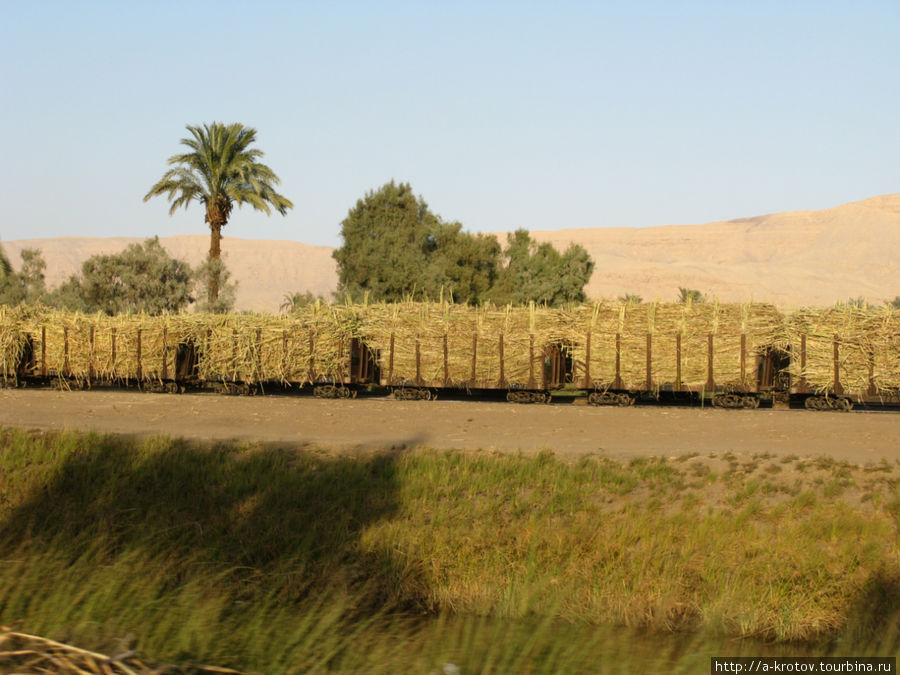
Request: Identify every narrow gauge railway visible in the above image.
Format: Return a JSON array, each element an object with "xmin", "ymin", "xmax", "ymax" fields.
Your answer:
[{"xmin": 3, "ymin": 302, "xmax": 899, "ymax": 413}]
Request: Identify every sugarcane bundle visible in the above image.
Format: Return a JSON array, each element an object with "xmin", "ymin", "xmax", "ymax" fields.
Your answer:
[
  {"xmin": 707, "ymin": 302, "xmax": 784, "ymax": 389},
  {"xmin": 17, "ymin": 309, "xmax": 100, "ymax": 383},
  {"xmin": 301, "ymin": 302, "xmax": 363, "ymax": 383},
  {"xmin": 480, "ymin": 304, "xmax": 533, "ymax": 387},
  {"xmin": 472, "ymin": 304, "xmax": 577, "ymax": 388},
  {"xmin": 358, "ymin": 302, "xmax": 577, "ymax": 388},
  {"xmin": 187, "ymin": 313, "xmax": 309, "ymax": 383},
  {"xmin": 870, "ymin": 308, "xmax": 900, "ymax": 394},
  {"xmin": 360, "ymin": 301, "xmax": 477, "ymax": 386},
  {"xmin": 0, "ymin": 305, "xmax": 30, "ymax": 381},
  {"xmin": 12, "ymin": 309, "xmax": 192, "ymax": 384},
  {"xmin": 785, "ymin": 305, "xmax": 900, "ymax": 394},
  {"xmin": 566, "ymin": 301, "xmax": 784, "ymax": 391},
  {"xmin": 107, "ymin": 314, "xmax": 194, "ymax": 383}
]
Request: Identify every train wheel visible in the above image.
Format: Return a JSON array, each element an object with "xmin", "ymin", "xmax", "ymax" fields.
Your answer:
[
  {"xmin": 741, "ymin": 396, "xmax": 760, "ymax": 409},
  {"xmin": 617, "ymin": 393, "xmax": 634, "ymax": 406}
]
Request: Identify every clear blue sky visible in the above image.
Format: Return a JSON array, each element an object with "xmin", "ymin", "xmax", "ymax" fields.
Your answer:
[{"xmin": 2, "ymin": 0, "xmax": 898, "ymax": 248}]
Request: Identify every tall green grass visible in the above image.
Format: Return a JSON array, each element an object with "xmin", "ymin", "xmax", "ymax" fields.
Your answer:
[{"xmin": 0, "ymin": 428, "xmax": 898, "ymax": 672}]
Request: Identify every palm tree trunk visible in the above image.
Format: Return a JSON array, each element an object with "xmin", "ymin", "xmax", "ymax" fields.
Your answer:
[{"xmin": 208, "ymin": 225, "xmax": 222, "ymax": 304}]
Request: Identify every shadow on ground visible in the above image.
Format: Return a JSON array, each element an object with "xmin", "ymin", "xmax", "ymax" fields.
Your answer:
[{"xmin": 0, "ymin": 432, "xmax": 427, "ymax": 610}]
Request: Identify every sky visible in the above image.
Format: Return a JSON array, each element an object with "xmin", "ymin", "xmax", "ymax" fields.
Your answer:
[{"xmin": 2, "ymin": 0, "xmax": 898, "ymax": 248}]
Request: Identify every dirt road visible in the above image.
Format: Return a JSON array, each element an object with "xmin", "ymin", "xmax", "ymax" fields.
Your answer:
[{"xmin": 1, "ymin": 389, "xmax": 898, "ymax": 462}]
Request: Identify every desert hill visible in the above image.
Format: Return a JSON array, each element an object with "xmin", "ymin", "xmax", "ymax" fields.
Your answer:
[
  {"xmin": 527, "ymin": 194, "xmax": 900, "ymax": 307},
  {"xmin": 4, "ymin": 194, "xmax": 899, "ymax": 311}
]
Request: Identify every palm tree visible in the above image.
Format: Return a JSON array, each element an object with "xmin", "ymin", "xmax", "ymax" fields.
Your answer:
[{"xmin": 144, "ymin": 122, "xmax": 293, "ymax": 304}]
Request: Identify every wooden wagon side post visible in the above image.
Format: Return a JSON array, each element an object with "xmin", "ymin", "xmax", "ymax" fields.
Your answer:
[
  {"xmin": 203, "ymin": 328, "xmax": 212, "ymax": 384},
  {"xmin": 705, "ymin": 333, "xmax": 715, "ymax": 392},
  {"xmin": 63, "ymin": 326, "xmax": 70, "ymax": 379},
  {"xmin": 498, "ymin": 334, "xmax": 505, "ymax": 388},
  {"xmin": 414, "ymin": 337, "xmax": 422, "ymax": 387},
  {"xmin": 136, "ymin": 328, "xmax": 143, "ymax": 383},
  {"xmin": 867, "ymin": 347, "xmax": 877, "ymax": 397},
  {"xmin": 832, "ymin": 335, "xmax": 843, "ymax": 396},
  {"xmin": 232, "ymin": 328, "xmax": 239, "ymax": 382},
  {"xmin": 583, "ymin": 330, "xmax": 592, "ymax": 389},
  {"xmin": 613, "ymin": 333, "xmax": 623, "ymax": 390},
  {"xmin": 255, "ymin": 327, "xmax": 262, "ymax": 384},
  {"xmin": 308, "ymin": 332, "xmax": 316, "ymax": 384},
  {"xmin": 740, "ymin": 333, "xmax": 747, "ymax": 390},
  {"xmin": 645, "ymin": 333, "xmax": 652, "ymax": 391},
  {"xmin": 110, "ymin": 327, "xmax": 117, "ymax": 381},
  {"xmin": 443, "ymin": 333, "xmax": 449, "ymax": 387},
  {"xmin": 40, "ymin": 326, "xmax": 47, "ymax": 378},
  {"xmin": 528, "ymin": 334, "xmax": 536, "ymax": 389},
  {"xmin": 388, "ymin": 333, "xmax": 394, "ymax": 386},
  {"xmin": 470, "ymin": 332, "xmax": 477, "ymax": 386},
  {"xmin": 162, "ymin": 325, "xmax": 169, "ymax": 382},
  {"xmin": 797, "ymin": 334, "xmax": 808, "ymax": 394},
  {"xmin": 88, "ymin": 325, "xmax": 95, "ymax": 386},
  {"xmin": 675, "ymin": 333, "xmax": 682, "ymax": 391},
  {"xmin": 281, "ymin": 330, "xmax": 288, "ymax": 383}
]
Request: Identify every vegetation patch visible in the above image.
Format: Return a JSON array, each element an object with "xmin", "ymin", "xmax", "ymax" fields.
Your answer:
[{"xmin": 0, "ymin": 429, "xmax": 898, "ymax": 672}]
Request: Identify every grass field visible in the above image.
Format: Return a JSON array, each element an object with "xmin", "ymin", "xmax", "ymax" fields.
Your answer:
[{"xmin": 0, "ymin": 427, "xmax": 898, "ymax": 673}]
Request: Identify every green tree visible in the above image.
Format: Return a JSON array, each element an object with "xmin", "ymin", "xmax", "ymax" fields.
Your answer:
[
  {"xmin": 0, "ymin": 244, "xmax": 23, "ymax": 305},
  {"xmin": 0, "ymin": 245, "xmax": 47, "ymax": 305},
  {"xmin": 46, "ymin": 275, "xmax": 91, "ymax": 313},
  {"xmin": 19, "ymin": 248, "xmax": 47, "ymax": 303},
  {"xmin": 424, "ymin": 222, "xmax": 501, "ymax": 304},
  {"xmin": 619, "ymin": 293, "xmax": 643, "ymax": 304},
  {"xmin": 678, "ymin": 287, "xmax": 705, "ymax": 303},
  {"xmin": 192, "ymin": 258, "xmax": 237, "ymax": 314},
  {"xmin": 334, "ymin": 181, "xmax": 436, "ymax": 301},
  {"xmin": 144, "ymin": 122, "xmax": 292, "ymax": 305},
  {"xmin": 890, "ymin": 296, "xmax": 900, "ymax": 310},
  {"xmin": 333, "ymin": 181, "xmax": 501, "ymax": 303},
  {"xmin": 47, "ymin": 238, "xmax": 193, "ymax": 315},
  {"xmin": 489, "ymin": 230, "xmax": 594, "ymax": 307}
]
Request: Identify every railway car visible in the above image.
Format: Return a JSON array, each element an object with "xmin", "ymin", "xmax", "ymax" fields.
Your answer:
[{"xmin": 780, "ymin": 307, "xmax": 900, "ymax": 410}]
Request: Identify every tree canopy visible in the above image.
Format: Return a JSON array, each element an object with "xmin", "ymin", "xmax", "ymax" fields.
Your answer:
[
  {"xmin": 333, "ymin": 181, "xmax": 437, "ymax": 302},
  {"xmin": 0, "ymin": 245, "xmax": 47, "ymax": 306},
  {"xmin": 487, "ymin": 230, "xmax": 594, "ymax": 306},
  {"xmin": 48, "ymin": 238, "xmax": 193, "ymax": 315},
  {"xmin": 144, "ymin": 122, "xmax": 292, "ymax": 303},
  {"xmin": 332, "ymin": 181, "xmax": 593, "ymax": 306}
]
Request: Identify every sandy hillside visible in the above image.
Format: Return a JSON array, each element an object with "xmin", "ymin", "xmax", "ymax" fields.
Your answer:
[
  {"xmin": 526, "ymin": 194, "xmax": 900, "ymax": 307},
  {"xmin": 4, "ymin": 195, "xmax": 899, "ymax": 311}
]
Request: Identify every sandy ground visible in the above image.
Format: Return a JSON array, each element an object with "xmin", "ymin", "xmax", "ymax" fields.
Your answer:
[{"xmin": 1, "ymin": 389, "xmax": 898, "ymax": 463}]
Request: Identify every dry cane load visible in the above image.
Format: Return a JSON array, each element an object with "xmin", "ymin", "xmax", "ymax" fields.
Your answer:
[
  {"xmin": 562, "ymin": 300, "xmax": 784, "ymax": 391},
  {"xmin": 3, "ymin": 308, "xmax": 196, "ymax": 386},
  {"xmin": 1, "ymin": 302, "xmax": 898, "ymax": 396},
  {"xmin": 0, "ymin": 306, "xmax": 29, "ymax": 384},
  {"xmin": 784, "ymin": 305, "xmax": 900, "ymax": 395}
]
